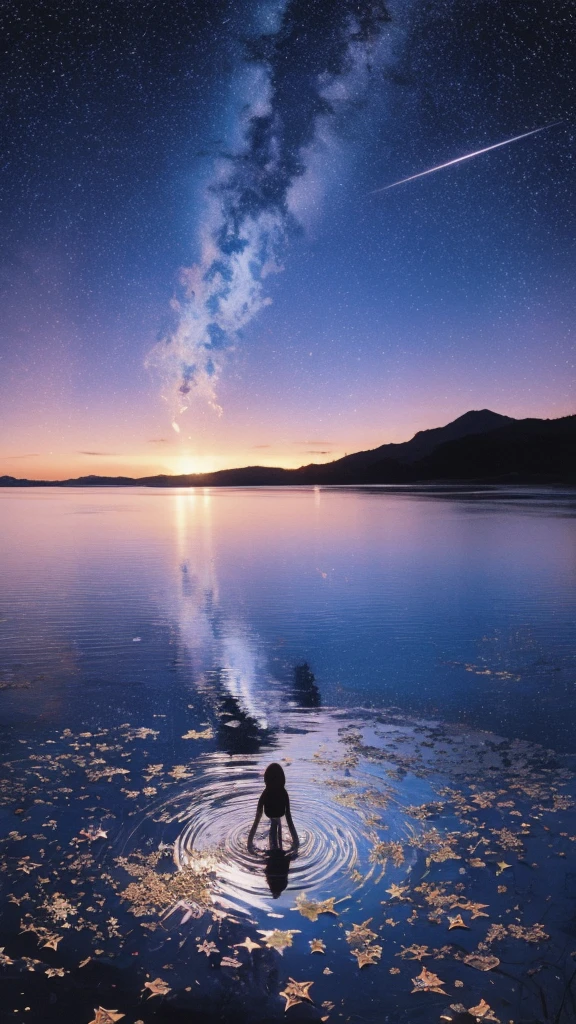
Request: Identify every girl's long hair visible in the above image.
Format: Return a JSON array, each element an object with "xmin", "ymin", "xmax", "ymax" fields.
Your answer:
[{"xmin": 264, "ymin": 762, "xmax": 285, "ymax": 789}]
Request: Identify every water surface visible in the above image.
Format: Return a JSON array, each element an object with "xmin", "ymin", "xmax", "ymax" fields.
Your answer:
[{"xmin": 1, "ymin": 485, "xmax": 575, "ymax": 1022}]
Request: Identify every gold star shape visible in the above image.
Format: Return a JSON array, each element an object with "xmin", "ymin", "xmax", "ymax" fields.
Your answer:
[
  {"xmin": 197, "ymin": 939, "xmax": 218, "ymax": 957},
  {"xmin": 41, "ymin": 934, "xmax": 63, "ymax": 951},
  {"xmin": 292, "ymin": 893, "xmax": 339, "ymax": 921},
  {"xmin": 352, "ymin": 945, "xmax": 382, "ymax": 968},
  {"xmin": 447, "ymin": 914, "xmax": 470, "ymax": 930},
  {"xmin": 88, "ymin": 1009, "xmax": 125, "ymax": 1024},
  {"xmin": 385, "ymin": 883, "xmax": 411, "ymax": 900},
  {"xmin": 143, "ymin": 977, "xmax": 171, "ymax": 998},
  {"xmin": 279, "ymin": 978, "xmax": 314, "ymax": 1011},
  {"xmin": 496, "ymin": 861, "xmax": 512, "ymax": 875},
  {"xmin": 397, "ymin": 944, "xmax": 431, "ymax": 961},
  {"xmin": 257, "ymin": 929, "xmax": 300, "ymax": 954},
  {"xmin": 345, "ymin": 919, "xmax": 377, "ymax": 948},
  {"xmin": 410, "ymin": 967, "xmax": 447, "ymax": 995},
  {"xmin": 234, "ymin": 936, "xmax": 260, "ymax": 953},
  {"xmin": 455, "ymin": 900, "xmax": 489, "ymax": 919},
  {"xmin": 310, "ymin": 939, "xmax": 326, "ymax": 954}
]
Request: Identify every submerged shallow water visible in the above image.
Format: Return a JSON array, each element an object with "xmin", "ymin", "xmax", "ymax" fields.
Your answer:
[{"xmin": 1, "ymin": 485, "xmax": 576, "ymax": 1022}]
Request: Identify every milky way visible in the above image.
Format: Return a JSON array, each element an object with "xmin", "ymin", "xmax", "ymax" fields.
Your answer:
[
  {"xmin": 0, "ymin": 0, "xmax": 574, "ymax": 478},
  {"xmin": 146, "ymin": 0, "xmax": 403, "ymax": 424}
]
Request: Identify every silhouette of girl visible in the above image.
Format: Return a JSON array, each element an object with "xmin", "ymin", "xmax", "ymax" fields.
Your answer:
[{"xmin": 247, "ymin": 762, "xmax": 299, "ymax": 853}]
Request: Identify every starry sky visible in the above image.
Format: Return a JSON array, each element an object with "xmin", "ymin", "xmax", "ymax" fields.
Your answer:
[{"xmin": 1, "ymin": 0, "xmax": 574, "ymax": 480}]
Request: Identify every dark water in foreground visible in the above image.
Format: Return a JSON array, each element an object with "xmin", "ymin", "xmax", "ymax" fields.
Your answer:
[{"xmin": 1, "ymin": 485, "xmax": 575, "ymax": 1023}]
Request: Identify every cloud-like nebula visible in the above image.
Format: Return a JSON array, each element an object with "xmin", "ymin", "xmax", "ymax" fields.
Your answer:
[{"xmin": 146, "ymin": 0, "xmax": 396, "ymax": 425}]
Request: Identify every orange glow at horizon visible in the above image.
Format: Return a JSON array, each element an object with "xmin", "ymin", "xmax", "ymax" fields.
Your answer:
[{"xmin": 0, "ymin": 446, "xmax": 348, "ymax": 482}]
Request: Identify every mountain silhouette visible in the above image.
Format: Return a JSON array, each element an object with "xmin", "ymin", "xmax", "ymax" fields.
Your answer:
[
  {"xmin": 1, "ymin": 410, "xmax": 574, "ymax": 487},
  {"xmin": 325, "ymin": 409, "xmax": 515, "ymax": 472}
]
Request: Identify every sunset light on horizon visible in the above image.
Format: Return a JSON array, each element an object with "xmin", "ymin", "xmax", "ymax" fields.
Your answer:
[{"xmin": 1, "ymin": 1, "xmax": 574, "ymax": 481}]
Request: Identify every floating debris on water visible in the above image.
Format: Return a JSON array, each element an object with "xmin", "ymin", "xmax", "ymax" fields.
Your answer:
[{"xmin": 0, "ymin": 707, "xmax": 575, "ymax": 1021}]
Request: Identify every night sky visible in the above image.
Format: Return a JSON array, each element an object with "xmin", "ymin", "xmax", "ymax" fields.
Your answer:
[{"xmin": 1, "ymin": 0, "xmax": 574, "ymax": 479}]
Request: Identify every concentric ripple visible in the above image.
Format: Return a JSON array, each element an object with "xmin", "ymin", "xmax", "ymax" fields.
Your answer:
[
  {"xmin": 173, "ymin": 772, "xmax": 360, "ymax": 911},
  {"xmin": 122, "ymin": 715, "xmax": 420, "ymax": 917}
]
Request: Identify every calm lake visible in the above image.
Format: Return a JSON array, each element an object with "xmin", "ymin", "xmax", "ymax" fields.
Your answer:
[{"xmin": 1, "ymin": 485, "xmax": 576, "ymax": 1023}]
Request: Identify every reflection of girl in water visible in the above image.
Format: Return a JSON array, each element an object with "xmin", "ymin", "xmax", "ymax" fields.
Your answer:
[{"xmin": 247, "ymin": 762, "xmax": 299, "ymax": 852}]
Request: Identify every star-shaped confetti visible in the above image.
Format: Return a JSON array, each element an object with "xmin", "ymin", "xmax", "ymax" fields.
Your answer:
[
  {"xmin": 279, "ymin": 978, "xmax": 314, "ymax": 1011},
  {"xmin": 447, "ymin": 914, "xmax": 470, "ymax": 930},
  {"xmin": 397, "ymin": 944, "xmax": 431, "ymax": 961},
  {"xmin": 292, "ymin": 893, "xmax": 339, "ymax": 921},
  {"xmin": 455, "ymin": 900, "xmax": 489, "ymax": 919},
  {"xmin": 143, "ymin": 977, "xmax": 171, "ymax": 998},
  {"xmin": 310, "ymin": 939, "xmax": 326, "ymax": 954},
  {"xmin": 234, "ymin": 936, "xmax": 260, "ymax": 953},
  {"xmin": 197, "ymin": 940, "xmax": 218, "ymax": 957},
  {"xmin": 352, "ymin": 944, "xmax": 382, "ymax": 968},
  {"xmin": 411, "ymin": 967, "xmax": 447, "ymax": 995},
  {"xmin": 345, "ymin": 920, "xmax": 377, "ymax": 948},
  {"xmin": 88, "ymin": 1010, "xmax": 125, "ymax": 1024},
  {"xmin": 385, "ymin": 883, "xmax": 410, "ymax": 900},
  {"xmin": 257, "ymin": 929, "xmax": 300, "ymax": 954}
]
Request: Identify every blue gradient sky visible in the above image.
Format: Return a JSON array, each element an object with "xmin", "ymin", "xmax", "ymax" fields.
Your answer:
[{"xmin": 0, "ymin": 0, "xmax": 574, "ymax": 479}]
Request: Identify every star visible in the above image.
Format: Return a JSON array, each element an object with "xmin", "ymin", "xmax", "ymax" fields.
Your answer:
[
  {"xmin": 496, "ymin": 860, "xmax": 512, "ymax": 875},
  {"xmin": 397, "ymin": 944, "xmax": 431, "ymax": 961},
  {"xmin": 143, "ymin": 977, "xmax": 171, "ymax": 998},
  {"xmin": 385, "ymin": 883, "xmax": 410, "ymax": 900},
  {"xmin": 41, "ymin": 934, "xmax": 63, "ymax": 950},
  {"xmin": 292, "ymin": 893, "xmax": 339, "ymax": 921},
  {"xmin": 447, "ymin": 914, "xmax": 470, "ymax": 930},
  {"xmin": 257, "ymin": 929, "xmax": 300, "ymax": 954},
  {"xmin": 197, "ymin": 939, "xmax": 218, "ymax": 956},
  {"xmin": 309, "ymin": 938, "xmax": 326, "ymax": 953},
  {"xmin": 88, "ymin": 1010, "xmax": 125, "ymax": 1024},
  {"xmin": 411, "ymin": 967, "xmax": 447, "ymax": 995},
  {"xmin": 234, "ymin": 936, "xmax": 260, "ymax": 953},
  {"xmin": 352, "ymin": 945, "xmax": 382, "ymax": 968},
  {"xmin": 454, "ymin": 900, "xmax": 489, "ymax": 919},
  {"xmin": 279, "ymin": 978, "xmax": 314, "ymax": 1011}
]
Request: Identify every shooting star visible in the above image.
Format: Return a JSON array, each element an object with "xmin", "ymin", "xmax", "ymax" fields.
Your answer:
[{"xmin": 370, "ymin": 121, "xmax": 563, "ymax": 193}]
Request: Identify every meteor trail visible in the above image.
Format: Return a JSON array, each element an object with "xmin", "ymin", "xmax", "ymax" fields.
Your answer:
[{"xmin": 370, "ymin": 121, "xmax": 563, "ymax": 193}]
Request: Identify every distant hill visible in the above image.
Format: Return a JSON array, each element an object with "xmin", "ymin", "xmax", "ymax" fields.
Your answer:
[
  {"xmin": 1, "ymin": 410, "xmax": 574, "ymax": 488},
  {"xmin": 323, "ymin": 408, "xmax": 515, "ymax": 473}
]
